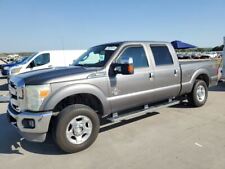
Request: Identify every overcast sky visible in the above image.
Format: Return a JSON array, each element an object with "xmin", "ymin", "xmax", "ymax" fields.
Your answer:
[{"xmin": 0, "ymin": 0, "xmax": 224, "ymax": 52}]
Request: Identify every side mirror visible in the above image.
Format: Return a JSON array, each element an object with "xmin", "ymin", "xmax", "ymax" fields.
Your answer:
[{"xmin": 112, "ymin": 57, "xmax": 134, "ymax": 75}]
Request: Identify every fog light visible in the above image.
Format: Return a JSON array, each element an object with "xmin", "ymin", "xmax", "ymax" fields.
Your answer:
[{"xmin": 22, "ymin": 119, "xmax": 35, "ymax": 129}]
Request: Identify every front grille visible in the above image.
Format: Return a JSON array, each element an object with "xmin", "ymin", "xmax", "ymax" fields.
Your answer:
[
  {"xmin": 9, "ymin": 78, "xmax": 25, "ymax": 113},
  {"xmin": 9, "ymin": 80, "xmax": 20, "ymax": 112},
  {"xmin": 12, "ymin": 103, "xmax": 19, "ymax": 111},
  {"xmin": 11, "ymin": 94, "xmax": 17, "ymax": 100}
]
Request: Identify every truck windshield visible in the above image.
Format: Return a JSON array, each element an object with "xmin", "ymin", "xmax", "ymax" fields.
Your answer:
[{"xmin": 73, "ymin": 44, "xmax": 119, "ymax": 67}]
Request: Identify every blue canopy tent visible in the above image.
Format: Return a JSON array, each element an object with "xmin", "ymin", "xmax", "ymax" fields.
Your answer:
[{"xmin": 171, "ymin": 40, "xmax": 197, "ymax": 49}]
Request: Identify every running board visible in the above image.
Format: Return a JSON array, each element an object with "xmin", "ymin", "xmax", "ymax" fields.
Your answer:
[{"xmin": 107, "ymin": 100, "xmax": 180, "ymax": 122}]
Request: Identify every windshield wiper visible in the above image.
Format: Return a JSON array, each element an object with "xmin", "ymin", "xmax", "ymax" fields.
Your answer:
[{"xmin": 73, "ymin": 64, "xmax": 86, "ymax": 67}]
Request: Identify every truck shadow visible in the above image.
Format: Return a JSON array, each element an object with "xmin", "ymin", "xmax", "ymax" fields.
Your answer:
[
  {"xmin": 0, "ymin": 111, "xmax": 159, "ymax": 155},
  {"xmin": 0, "ymin": 113, "xmax": 23, "ymax": 155},
  {"xmin": 100, "ymin": 112, "xmax": 159, "ymax": 133},
  {"xmin": 0, "ymin": 113, "xmax": 63, "ymax": 155},
  {"xmin": 169, "ymin": 101, "xmax": 193, "ymax": 109}
]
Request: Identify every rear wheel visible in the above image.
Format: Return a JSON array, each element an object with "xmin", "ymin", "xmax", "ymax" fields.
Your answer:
[
  {"xmin": 53, "ymin": 104, "xmax": 100, "ymax": 153},
  {"xmin": 188, "ymin": 80, "xmax": 208, "ymax": 107}
]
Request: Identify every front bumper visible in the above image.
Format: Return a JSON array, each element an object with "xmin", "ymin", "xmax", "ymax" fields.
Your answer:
[{"xmin": 7, "ymin": 104, "xmax": 52, "ymax": 142}]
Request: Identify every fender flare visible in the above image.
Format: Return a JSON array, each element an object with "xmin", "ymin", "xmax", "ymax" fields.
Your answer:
[
  {"xmin": 189, "ymin": 68, "xmax": 210, "ymax": 88},
  {"xmin": 40, "ymin": 84, "xmax": 111, "ymax": 115}
]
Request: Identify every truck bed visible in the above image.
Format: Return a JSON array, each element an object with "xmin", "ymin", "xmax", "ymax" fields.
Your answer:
[{"xmin": 179, "ymin": 59, "xmax": 218, "ymax": 95}]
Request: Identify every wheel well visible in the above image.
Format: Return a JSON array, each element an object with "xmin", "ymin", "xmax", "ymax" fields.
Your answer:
[
  {"xmin": 53, "ymin": 93, "xmax": 104, "ymax": 116},
  {"xmin": 196, "ymin": 74, "xmax": 209, "ymax": 87}
]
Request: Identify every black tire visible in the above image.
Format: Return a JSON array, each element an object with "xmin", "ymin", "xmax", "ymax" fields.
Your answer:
[
  {"xmin": 188, "ymin": 80, "xmax": 208, "ymax": 107},
  {"xmin": 53, "ymin": 104, "xmax": 100, "ymax": 153}
]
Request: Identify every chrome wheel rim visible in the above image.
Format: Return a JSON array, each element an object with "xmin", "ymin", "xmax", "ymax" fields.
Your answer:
[
  {"xmin": 66, "ymin": 115, "xmax": 93, "ymax": 144},
  {"xmin": 196, "ymin": 85, "xmax": 206, "ymax": 102}
]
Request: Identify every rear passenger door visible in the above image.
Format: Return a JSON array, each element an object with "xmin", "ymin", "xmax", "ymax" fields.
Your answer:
[{"xmin": 149, "ymin": 44, "xmax": 181, "ymax": 101}]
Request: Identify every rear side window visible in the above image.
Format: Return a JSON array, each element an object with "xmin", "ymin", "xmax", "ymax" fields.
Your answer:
[
  {"xmin": 117, "ymin": 47, "xmax": 149, "ymax": 68},
  {"xmin": 150, "ymin": 45, "xmax": 173, "ymax": 66}
]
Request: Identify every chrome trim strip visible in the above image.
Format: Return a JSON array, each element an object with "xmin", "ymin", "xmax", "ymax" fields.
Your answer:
[
  {"xmin": 8, "ymin": 85, "xmax": 16, "ymax": 95},
  {"xmin": 11, "ymin": 98, "xmax": 18, "ymax": 106}
]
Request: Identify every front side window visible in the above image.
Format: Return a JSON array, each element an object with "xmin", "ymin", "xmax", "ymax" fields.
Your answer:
[
  {"xmin": 117, "ymin": 46, "xmax": 149, "ymax": 68},
  {"xmin": 150, "ymin": 45, "xmax": 173, "ymax": 66},
  {"xmin": 32, "ymin": 53, "xmax": 50, "ymax": 67}
]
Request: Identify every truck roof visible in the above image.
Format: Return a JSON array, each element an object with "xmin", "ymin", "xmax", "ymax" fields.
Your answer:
[
  {"xmin": 102, "ymin": 41, "xmax": 171, "ymax": 46},
  {"xmin": 38, "ymin": 50, "xmax": 86, "ymax": 54}
]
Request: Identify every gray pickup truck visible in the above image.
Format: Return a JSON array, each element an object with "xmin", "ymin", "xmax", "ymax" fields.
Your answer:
[{"xmin": 7, "ymin": 41, "xmax": 218, "ymax": 153}]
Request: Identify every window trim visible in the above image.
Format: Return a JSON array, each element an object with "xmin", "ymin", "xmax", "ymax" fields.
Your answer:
[
  {"xmin": 150, "ymin": 45, "xmax": 174, "ymax": 67},
  {"xmin": 115, "ymin": 45, "xmax": 150, "ymax": 69}
]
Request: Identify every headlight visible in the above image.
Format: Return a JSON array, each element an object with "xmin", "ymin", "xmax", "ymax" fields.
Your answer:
[
  {"xmin": 11, "ymin": 67, "xmax": 22, "ymax": 75},
  {"xmin": 4, "ymin": 66, "xmax": 9, "ymax": 70},
  {"xmin": 25, "ymin": 84, "xmax": 51, "ymax": 111}
]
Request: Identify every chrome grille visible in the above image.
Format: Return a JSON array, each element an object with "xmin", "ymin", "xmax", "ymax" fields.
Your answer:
[
  {"xmin": 9, "ymin": 81, "xmax": 19, "ymax": 111},
  {"xmin": 9, "ymin": 78, "xmax": 25, "ymax": 112},
  {"xmin": 10, "ymin": 81, "xmax": 16, "ymax": 88}
]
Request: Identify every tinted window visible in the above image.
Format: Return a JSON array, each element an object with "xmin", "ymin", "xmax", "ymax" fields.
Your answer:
[
  {"xmin": 150, "ymin": 45, "xmax": 173, "ymax": 66},
  {"xmin": 117, "ymin": 47, "xmax": 149, "ymax": 68},
  {"xmin": 33, "ymin": 53, "xmax": 50, "ymax": 66}
]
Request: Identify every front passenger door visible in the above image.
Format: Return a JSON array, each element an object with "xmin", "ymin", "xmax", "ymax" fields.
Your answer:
[
  {"xmin": 108, "ymin": 45, "xmax": 155, "ymax": 112},
  {"xmin": 27, "ymin": 53, "xmax": 51, "ymax": 71}
]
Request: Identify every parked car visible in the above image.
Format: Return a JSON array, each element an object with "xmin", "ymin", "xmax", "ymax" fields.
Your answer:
[
  {"xmin": 7, "ymin": 41, "xmax": 218, "ymax": 153},
  {"xmin": 202, "ymin": 52, "xmax": 219, "ymax": 58},
  {"xmin": 9, "ymin": 50, "xmax": 86, "ymax": 77},
  {"xmin": 1, "ymin": 56, "xmax": 29, "ymax": 76}
]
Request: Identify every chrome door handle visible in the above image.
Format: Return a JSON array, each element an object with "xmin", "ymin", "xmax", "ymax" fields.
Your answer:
[
  {"xmin": 174, "ymin": 69, "xmax": 178, "ymax": 76},
  {"xmin": 149, "ymin": 72, "xmax": 155, "ymax": 79}
]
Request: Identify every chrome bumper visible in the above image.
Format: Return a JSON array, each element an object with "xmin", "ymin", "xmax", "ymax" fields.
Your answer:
[{"xmin": 7, "ymin": 104, "xmax": 52, "ymax": 142}]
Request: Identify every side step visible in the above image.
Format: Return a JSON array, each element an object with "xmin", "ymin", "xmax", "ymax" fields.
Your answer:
[{"xmin": 107, "ymin": 100, "xmax": 180, "ymax": 122}]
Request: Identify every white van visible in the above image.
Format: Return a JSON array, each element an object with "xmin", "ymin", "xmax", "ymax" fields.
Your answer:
[{"xmin": 9, "ymin": 50, "xmax": 86, "ymax": 76}]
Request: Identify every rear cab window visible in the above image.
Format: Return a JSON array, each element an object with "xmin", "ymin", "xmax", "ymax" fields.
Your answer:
[{"xmin": 150, "ymin": 45, "xmax": 174, "ymax": 66}]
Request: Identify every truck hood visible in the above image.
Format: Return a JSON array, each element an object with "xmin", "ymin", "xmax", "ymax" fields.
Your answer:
[{"xmin": 15, "ymin": 66, "xmax": 99, "ymax": 85}]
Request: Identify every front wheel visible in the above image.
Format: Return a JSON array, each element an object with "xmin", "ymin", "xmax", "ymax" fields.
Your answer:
[
  {"xmin": 188, "ymin": 80, "xmax": 208, "ymax": 107},
  {"xmin": 53, "ymin": 104, "xmax": 100, "ymax": 153}
]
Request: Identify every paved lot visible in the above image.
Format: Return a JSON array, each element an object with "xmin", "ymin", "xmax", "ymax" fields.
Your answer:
[{"xmin": 0, "ymin": 78, "xmax": 225, "ymax": 169}]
